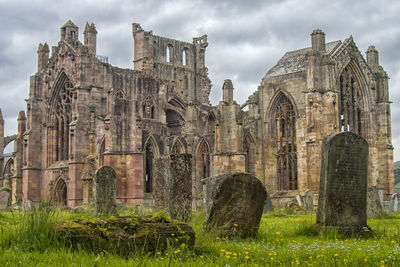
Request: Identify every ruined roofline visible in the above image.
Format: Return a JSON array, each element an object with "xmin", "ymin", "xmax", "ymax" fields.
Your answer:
[{"xmin": 132, "ymin": 22, "xmax": 204, "ymax": 47}]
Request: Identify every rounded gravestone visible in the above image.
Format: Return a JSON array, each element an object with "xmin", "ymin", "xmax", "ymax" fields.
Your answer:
[
  {"xmin": 203, "ymin": 173, "xmax": 267, "ymax": 238},
  {"xmin": 317, "ymin": 132, "xmax": 369, "ymax": 232},
  {"xmin": 94, "ymin": 166, "xmax": 117, "ymax": 215}
]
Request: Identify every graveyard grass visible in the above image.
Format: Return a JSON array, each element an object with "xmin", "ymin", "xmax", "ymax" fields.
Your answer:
[{"xmin": 1, "ymin": 207, "xmax": 400, "ymax": 266}]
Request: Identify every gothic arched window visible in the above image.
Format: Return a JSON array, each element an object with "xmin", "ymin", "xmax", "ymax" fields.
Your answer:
[
  {"xmin": 171, "ymin": 139, "xmax": 184, "ymax": 154},
  {"xmin": 47, "ymin": 73, "xmax": 72, "ymax": 166},
  {"xmin": 275, "ymin": 94, "xmax": 297, "ymax": 190},
  {"xmin": 196, "ymin": 139, "xmax": 210, "ymax": 195},
  {"xmin": 339, "ymin": 66, "xmax": 363, "ymax": 135}
]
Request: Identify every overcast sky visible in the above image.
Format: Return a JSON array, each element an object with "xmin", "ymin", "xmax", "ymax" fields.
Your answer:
[{"xmin": 1, "ymin": 0, "xmax": 400, "ymax": 160}]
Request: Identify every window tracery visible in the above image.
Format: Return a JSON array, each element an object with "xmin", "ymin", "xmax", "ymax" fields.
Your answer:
[
  {"xmin": 275, "ymin": 95, "xmax": 297, "ymax": 190},
  {"xmin": 339, "ymin": 66, "xmax": 363, "ymax": 135}
]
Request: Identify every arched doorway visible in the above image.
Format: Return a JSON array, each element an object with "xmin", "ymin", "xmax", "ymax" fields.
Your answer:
[
  {"xmin": 53, "ymin": 178, "xmax": 67, "ymax": 206},
  {"xmin": 196, "ymin": 139, "xmax": 210, "ymax": 195}
]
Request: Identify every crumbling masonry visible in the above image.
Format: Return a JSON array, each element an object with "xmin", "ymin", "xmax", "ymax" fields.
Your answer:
[{"xmin": 0, "ymin": 21, "xmax": 394, "ymax": 207}]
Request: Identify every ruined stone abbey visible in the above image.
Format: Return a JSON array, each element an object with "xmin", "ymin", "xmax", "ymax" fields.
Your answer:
[{"xmin": 0, "ymin": 20, "xmax": 394, "ymax": 207}]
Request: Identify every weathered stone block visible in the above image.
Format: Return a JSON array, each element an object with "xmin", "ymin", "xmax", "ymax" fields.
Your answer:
[
  {"xmin": 203, "ymin": 173, "xmax": 267, "ymax": 238},
  {"xmin": 94, "ymin": 166, "xmax": 117, "ymax": 215},
  {"xmin": 317, "ymin": 132, "xmax": 369, "ymax": 232},
  {"xmin": 263, "ymin": 190, "xmax": 274, "ymax": 212},
  {"xmin": 53, "ymin": 215, "xmax": 195, "ymax": 253},
  {"xmin": 0, "ymin": 188, "xmax": 11, "ymax": 210},
  {"xmin": 367, "ymin": 186, "xmax": 384, "ymax": 218},
  {"xmin": 304, "ymin": 189, "xmax": 314, "ymax": 211},
  {"xmin": 154, "ymin": 154, "xmax": 192, "ymax": 221}
]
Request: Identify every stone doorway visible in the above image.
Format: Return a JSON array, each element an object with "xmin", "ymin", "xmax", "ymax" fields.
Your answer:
[{"xmin": 53, "ymin": 178, "xmax": 67, "ymax": 206}]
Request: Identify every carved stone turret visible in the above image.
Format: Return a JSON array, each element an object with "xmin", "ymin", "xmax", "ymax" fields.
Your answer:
[
  {"xmin": 61, "ymin": 20, "xmax": 79, "ymax": 42},
  {"xmin": 84, "ymin": 22, "xmax": 97, "ymax": 55}
]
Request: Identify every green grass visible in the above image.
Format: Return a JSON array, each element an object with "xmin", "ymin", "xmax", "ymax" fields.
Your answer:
[{"xmin": 1, "ymin": 207, "xmax": 400, "ymax": 266}]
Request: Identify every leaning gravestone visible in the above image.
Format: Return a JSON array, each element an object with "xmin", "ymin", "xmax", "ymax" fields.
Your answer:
[
  {"xmin": 0, "ymin": 188, "xmax": 11, "ymax": 210},
  {"xmin": 316, "ymin": 132, "xmax": 369, "ymax": 233},
  {"xmin": 203, "ymin": 173, "xmax": 267, "ymax": 238},
  {"xmin": 94, "ymin": 166, "xmax": 117, "ymax": 215},
  {"xmin": 367, "ymin": 186, "xmax": 384, "ymax": 218},
  {"xmin": 304, "ymin": 189, "xmax": 314, "ymax": 211}
]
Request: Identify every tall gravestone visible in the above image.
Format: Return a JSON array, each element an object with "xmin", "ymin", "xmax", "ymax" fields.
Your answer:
[
  {"xmin": 304, "ymin": 189, "xmax": 314, "ymax": 211},
  {"xmin": 263, "ymin": 191, "xmax": 274, "ymax": 212},
  {"xmin": 153, "ymin": 154, "xmax": 192, "ymax": 222},
  {"xmin": 81, "ymin": 155, "xmax": 96, "ymax": 204},
  {"xmin": 168, "ymin": 154, "xmax": 192, "ymax": 221},
  {"xmin": 367, "ymin": 186, "xmax": 384, "ymax": 218},
  {"xmin": 317, "ymin": 132, "xmax": 369, "ymax": 232},
  {"xmin": 94, "ymin": 166, "xmax": 117, "ymax": 215}
]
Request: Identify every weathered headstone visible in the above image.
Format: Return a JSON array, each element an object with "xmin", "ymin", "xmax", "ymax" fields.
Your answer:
[
  {"xmin": 296, "ymin": 194, "xmax": 303, "ymax": 206},
  {"xmin": 153, "ymin": 156, "xmax": 169, "ymax": 211},
  {"xmin": 154, "ymin": 154, "xmax": 192, "ymax": 221},
  {"xmin": 81, "ymin": 155, "xmax": 96, "ymax": 204},
  {"xmin": 22, "ymin": 200, "xmax": 32, "ymax": 211},
  {"xmin": 391, "ymin": 192, "xmax": 400, "ymax": 212},
  {"xmin": 168, "ymin": 154, "xmax": 192, "ymax": 221},
  {"xmin": 304, "ymin": 189, "xmax": 314, "ymax": 211},
  {"xmin": 94, "ymin": 166, "xmax": 117, "ymax": 215},
  {"xmin": 0, "ymin": 188, "xmax": 11, "ymax": 210},
  {"xmin": 367, "ymin": 186, "xmax": 384, "ymax": 218},
  {"xmin": 316, "ymin": 132, "xmax": 369, "ymax": 232},
  {"xmin": 203, "ymin": 173, "xmax": 267, "ymax": 238},
  {"xmin": 263, "ymin": 191, "xmax": 274, "ymax": 212}
]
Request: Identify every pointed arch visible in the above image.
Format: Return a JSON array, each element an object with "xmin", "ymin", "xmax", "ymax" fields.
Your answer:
[
  {"xmin": 2, "ymin": 158, "xmax": 14, "ymax": 188},
  {"xmin": 267, "ymin": 90, "xmax": 298, "ymax": 120},
  {"xmin": 337, "ymin": 60, "xmax": 370, "ymax": 136},
  {"xmin": 196, "ymin": 138, "xmax": 211, "ymax": 195},
  {"xmin": 243, "ymin": 132, "xmax": 256, "ymax": 175},
  {"xmin": 270, "ymin": 92, "xmax": 298, "ymax": 190},
  {"xmin": 52, "ymin": 176, "xmax": 67, "ymax": 206},
  {"xmin": 171, "ymin": 137, "xmax": 185, "ymax": 154},
  {"xmin": 46, "ymin": 71, "xmax": 73, "ymax": 166},
  {"xmin": 144, "ymin": 135, "xmax": 159, "ymax": 193}
]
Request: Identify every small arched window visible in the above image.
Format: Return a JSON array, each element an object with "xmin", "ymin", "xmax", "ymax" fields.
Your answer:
[
  {"xmin": 166, "ymin": 45, "xmax": 173, "ymax": 63},
  {"xmin": 182, "ymin": 48, "xmax": 188, "ymax": 66}
]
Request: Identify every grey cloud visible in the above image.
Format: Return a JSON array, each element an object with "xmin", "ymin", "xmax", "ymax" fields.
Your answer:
[{"xmin": 1, "ymin": 0, "xmax": 400, "ymax": 160}]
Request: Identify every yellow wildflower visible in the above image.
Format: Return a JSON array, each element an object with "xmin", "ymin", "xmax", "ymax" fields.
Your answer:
[
  {"xmin": 334, "ymin": 253, "xmax": 338, "ymax": 257},
  {"xmin": 275, "ymin": 232, "xmax": 281, "ymax": 235},
  {"xmin": 225, "ymin": 255, "xmax": 230, "ymax": 259},
  {"xmin": 245, "ymin": 256, "xmax": 249, "ymax": 260}
]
